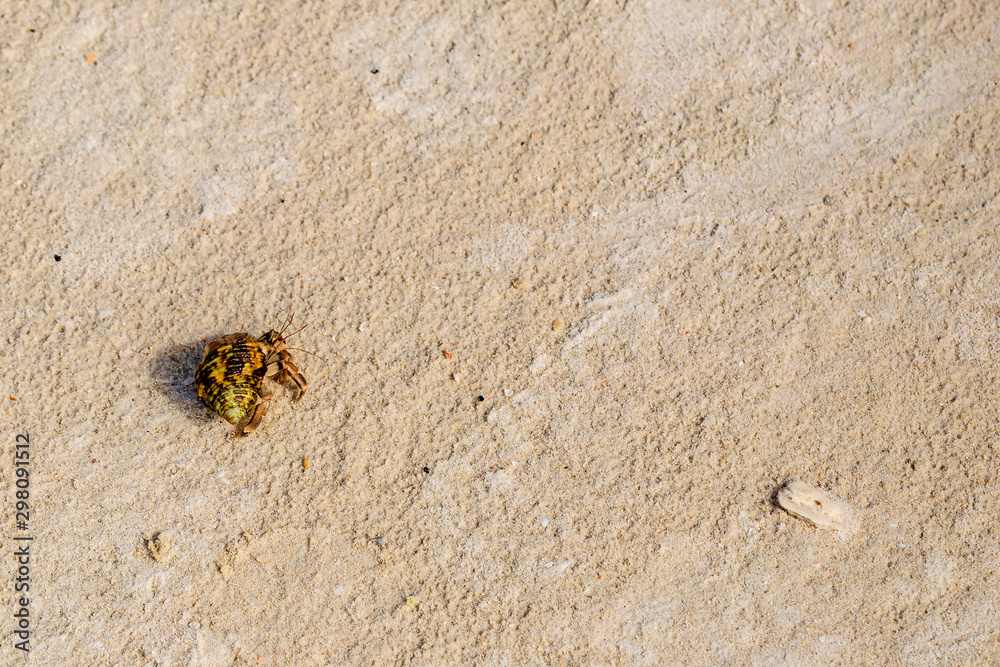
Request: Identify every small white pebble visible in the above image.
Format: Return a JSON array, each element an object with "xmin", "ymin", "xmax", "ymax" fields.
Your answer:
[
  {"xmin": 540, "ymin": 518, "xmax": 550, "ymax": 527},
  {"xmin": 776, "ymin": 481, "xmax": 851, "ymax": 531},
  {"xmin": 543, "ymin": 559, "xmax": 573, "ymax": 576},
  {"xmin": 485, "ymin": 470, "xmax": 507, "ymax": 487},
  {"xmin": 370, "ymin": 536, "xmax": 386, "ymax": 546}
]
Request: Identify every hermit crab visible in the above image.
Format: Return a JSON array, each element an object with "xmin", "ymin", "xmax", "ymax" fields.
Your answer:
[{"xmin": 194, "ymin": 317, "xmax": 308, "ymax": 437}]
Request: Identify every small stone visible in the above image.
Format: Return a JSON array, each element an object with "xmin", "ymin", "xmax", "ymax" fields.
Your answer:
[
  {"xmin": 552, "ymin": 317, "xmax": 564, "ymax": 332},
  {"xmin": 485, "ymin": 470, "xmax": 508, "ymax": 488},
  {"xmin": 776, "ymin": 481, "xmax": 851, "ymax": 531},
  {"xmin": 146, "ymin": 531, "xmax": 175, "ymax": 563}
]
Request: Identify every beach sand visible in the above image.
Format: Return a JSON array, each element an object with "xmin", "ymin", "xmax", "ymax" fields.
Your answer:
[{"xmin": 3, "ymin": 1, "xmax": 1000, "ymax": 664}]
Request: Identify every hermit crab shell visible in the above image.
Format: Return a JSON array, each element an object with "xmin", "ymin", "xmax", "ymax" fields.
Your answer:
[{"xmin": 194, "ymin": 334, "xmax": 269, "ymax": 425}]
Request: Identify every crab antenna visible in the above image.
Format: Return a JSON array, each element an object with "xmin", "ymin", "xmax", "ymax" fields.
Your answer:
[
  {"xmin": 283, "ymin": 346, "xmax": 328, "ymax": 363},
  {"xmin": 277, "ymin": 312, "xmax": 296, "ymax": 337},
  {"xmin": 284, "ymin": 323, "xmax": 309, "ymax": 341}
]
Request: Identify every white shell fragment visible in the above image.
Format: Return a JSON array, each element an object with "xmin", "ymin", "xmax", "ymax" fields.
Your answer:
[{"xmin": 777, "ymin": 481, "xmax": 850, "ymax": 531}]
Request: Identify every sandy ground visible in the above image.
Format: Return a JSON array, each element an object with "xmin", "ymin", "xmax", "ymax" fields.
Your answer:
[{"xmin": 3, "ymin": 0, "xmax": 1000, "ymax": 664}]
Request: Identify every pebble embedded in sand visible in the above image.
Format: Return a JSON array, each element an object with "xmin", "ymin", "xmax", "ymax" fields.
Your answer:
[
  {"xmin": 776, "ymin": 481, "xmax": 849, "ymax": 531},
  {"xmin": 146, "ymin": 531, "xmax": 175, "ymax": 563}
]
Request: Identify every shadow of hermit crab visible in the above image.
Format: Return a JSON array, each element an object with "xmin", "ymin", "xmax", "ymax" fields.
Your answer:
[{"xmin": 194, "ymin": 316, "xmax": 309, "ymax": 437}]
